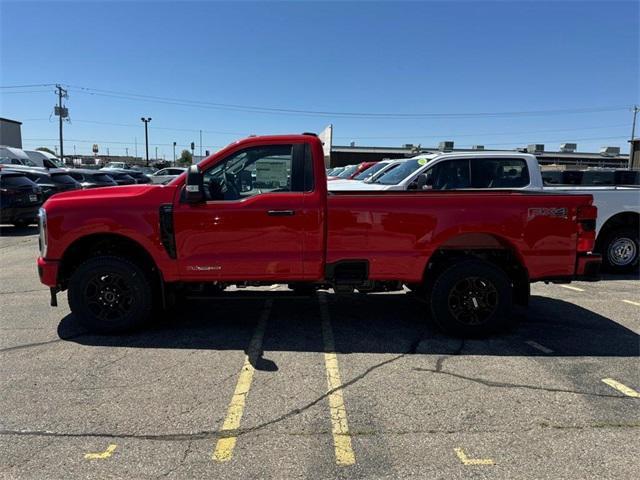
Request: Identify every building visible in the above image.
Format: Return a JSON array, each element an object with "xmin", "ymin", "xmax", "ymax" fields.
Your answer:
[
  {"xmin": 329, "ymin": 141, "xmax": 630, "ymax": 169},
  {"xmin": 0, "ymin": 118, "xmax": 23, "ymax": 148}
]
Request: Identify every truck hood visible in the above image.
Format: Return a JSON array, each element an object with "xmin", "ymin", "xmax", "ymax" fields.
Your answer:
[{"xmin": 45, "ymin": 184, "xmax": 161, "ymax": 203}]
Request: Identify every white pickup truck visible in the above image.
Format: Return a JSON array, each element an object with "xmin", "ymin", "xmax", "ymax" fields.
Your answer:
[{"xmin": 329, "ymin": 151, "xmax": 640, "ymax": 273}]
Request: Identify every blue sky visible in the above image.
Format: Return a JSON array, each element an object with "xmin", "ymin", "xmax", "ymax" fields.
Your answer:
[{"xmin": 1, "ymin": 0, "xmax": 638, "ymax": 158}]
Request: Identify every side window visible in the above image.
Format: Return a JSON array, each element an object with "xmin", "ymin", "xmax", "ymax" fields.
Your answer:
[
  {"xmin": 203, "ymin": 144, "xmax": 293, "ymax": 201},
  {"xmin": 471, "ymin": 158, "xmax": 530, "ymax": 188},
  {"xmin": 430, "ymin": 159, "xmax": 471, "ymax": 190}
]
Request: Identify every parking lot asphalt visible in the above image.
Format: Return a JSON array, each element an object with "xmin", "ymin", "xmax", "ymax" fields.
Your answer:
[{"xmin": 1, "ymin": 226, "xmax": 639, "ymax": 479}]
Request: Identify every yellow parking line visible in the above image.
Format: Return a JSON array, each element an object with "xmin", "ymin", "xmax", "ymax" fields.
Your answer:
[
  {"xmin": 319, "ymin": 294, "xmax": 356, "ymax": 466},
  {"xmin": 212, "ymin": 300, "xmax": 273, "ymax": 462},
  {"xmin": 454, "ymin": 447, "xmax": 495, "ymax": 465},
  {"xmin": 559, "ymin": 284, "xmax": 585, "ymax": 292},
  {"xmin": 601, "ymin": 378, "xmax": 640, "ymax": 398},
  {"xmin": 622, "ymin": 299, "xmax": 640, "ymax": 307},
  {"xmin": 84, "ymin": 444, "xmax": 117, "ymax": 460}
]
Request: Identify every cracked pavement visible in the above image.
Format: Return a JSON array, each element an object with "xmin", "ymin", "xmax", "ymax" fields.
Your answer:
[{"xmin": 1, "ymin": 228, "xmax": 639, "ymax": 479}]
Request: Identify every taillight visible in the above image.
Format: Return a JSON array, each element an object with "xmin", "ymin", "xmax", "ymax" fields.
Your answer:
[{"xmin": 577, "ymin": 205, "xmax": 597, "ymax": 253}]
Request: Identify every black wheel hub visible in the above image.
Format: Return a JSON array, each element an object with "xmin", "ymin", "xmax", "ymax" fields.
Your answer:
[
  {"xmin": 85, "ymin": 272, "xmax": 135, "ymax": 322},
  {"xmin": 447, "ymin": 276, "xmax": 498, "ymax": 325}
]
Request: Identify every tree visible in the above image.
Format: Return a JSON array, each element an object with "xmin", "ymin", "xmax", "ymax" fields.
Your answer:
[
  {"xmin": 36, "ymin": 147, "xmax": 56, "ymax": 156},
  {"xmin": 177, "ymin": 149, "xmax": 193, "ymax": 166}
]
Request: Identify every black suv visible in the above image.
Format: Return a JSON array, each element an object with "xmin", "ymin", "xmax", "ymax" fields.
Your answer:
[
  {"xmin": 0, "ymin": 171, "xmax": 43, "ymax": 227},
  {"xmin": 101, "ymin": 168, "xmax": 151, "ymax": 184},
  {"xmin": 67, "ymin": 169, "xmax": 118, "ymax": 188},
  {"xmin": 4, "ymin": 168, "xmax": 81, "ymax": 200}
]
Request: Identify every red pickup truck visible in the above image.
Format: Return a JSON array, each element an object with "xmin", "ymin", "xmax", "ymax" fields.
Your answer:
[{"xmin": 37, "ymin": 134, "xmax": 601, "ymax": 335}]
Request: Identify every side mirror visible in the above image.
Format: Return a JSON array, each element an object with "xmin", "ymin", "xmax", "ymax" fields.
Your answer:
[{"xmin": 184, "ymin": 165, "xmax": 204, "ymax": 203}]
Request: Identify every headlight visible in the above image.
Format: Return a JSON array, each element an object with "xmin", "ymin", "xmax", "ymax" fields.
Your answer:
[{"xmin": 38, "ymin": 208, "xmax": 47, "ymax": 257}]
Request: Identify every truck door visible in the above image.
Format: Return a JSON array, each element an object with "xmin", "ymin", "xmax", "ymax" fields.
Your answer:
[{"xmin": 173, "ymin": 143, "xmax": 311, "ymax": 281}]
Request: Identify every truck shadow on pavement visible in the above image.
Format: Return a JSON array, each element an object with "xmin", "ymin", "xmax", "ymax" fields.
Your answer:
[{"xmin": 57, "ymin": 292, "xmax": 639, "ymax": 359}]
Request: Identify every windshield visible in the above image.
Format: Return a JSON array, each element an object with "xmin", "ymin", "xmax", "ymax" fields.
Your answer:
[
  {"xmin": 337, "ymin": 165, "xmax": 358, "ymax": 178},
  {"xmin": 51, "ymin": 173, "xmax": 78, "ymax": 184},
  {"xmin": 328, "ymin": 167, "xmax": 345, "ymax": 176},
  {"xmin": 373, "ymin": 159, "xmax": 425, "ymax": 185},
  {"xmin": 353, "ymin": 162, "xmax": 387, "ymax": 180},
  {"xmin": 94, "ymin": 174, "xmax": 115, "ymax": 182}
]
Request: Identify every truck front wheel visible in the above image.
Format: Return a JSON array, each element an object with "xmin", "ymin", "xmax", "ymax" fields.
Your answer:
[
  {"xmin": 68, "ymin": 256, "xmax": 153, "ymax": 334},
  {"xmin": 429, "ymin": 259, "xmax": 512, "ymax": 337}
]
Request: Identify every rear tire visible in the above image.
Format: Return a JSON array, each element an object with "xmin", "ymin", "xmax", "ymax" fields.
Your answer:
[
  {"xmin": 428, "ymin": 259, "xmax": 512, "ymax": 337},
  {"xmin": 68, "ymin": 256, "xmax": 153, "ymax": 334},
  {"xmin": 600, "ymin": 227, "xmax": 639, "ymax": 274}
]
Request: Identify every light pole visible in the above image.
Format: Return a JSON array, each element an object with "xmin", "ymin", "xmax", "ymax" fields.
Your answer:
[
  {"xmin": 173, "ymin": 141, "xmax": 177, "ymax": 166},
  {"xmin": 141, "ymin": 117, "xmax": 152, "ymax": 166},
  {"xmin": 155, "ymin": 146, "xmax": 158, "ymax": 163}
]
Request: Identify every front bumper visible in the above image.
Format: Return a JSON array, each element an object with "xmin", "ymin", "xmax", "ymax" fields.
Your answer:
[
  {"xmin": 575, "ymin": 253, "xmax": 602, "ymax": 281},
  {"xmin": 37, "ymin": 257, "xmax": 60, "ymax": 287}
]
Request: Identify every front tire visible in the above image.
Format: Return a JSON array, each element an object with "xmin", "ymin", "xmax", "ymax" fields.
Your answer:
[
  {"xmin": 429, "ymin": 259, "xmax": 513, "ymax": 337},
  {"xmin": 601, "ymin": 227, "xmax": 639, "ymax": 274},
  {"xmin": 68, "ymin": 256, "xmax": 153, "ymax": 334}
]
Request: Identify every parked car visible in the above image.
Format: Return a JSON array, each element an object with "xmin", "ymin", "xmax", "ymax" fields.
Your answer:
[
  {"xmin": 3, "ymin": 168, "xmax": 81, "ymax": 200},
  {"xmin": 38, "ymin": 134, "xmax": 600, "ymax": 336},
  {"xmin": 351, "ymin": 160, "xmax": 393, "ymax": 181},
  {"xmin": 0, "ymin": 146, "xmax": 40, "ymax": 167},
  {"xmin": 132, "ymin": 166, "xmax": 158, "ymax": 177},
  {"xmin": 104, "ymin": 162, "xmax": 132, "ymax": 170},
  {"xmin": 0, "ymin": 171, "xmax": 43, "ymax": 227},
  {"xmin": 102, "ymin": 171, "xmax": 136, "ymax": 186},
  {"xmin": 66, "ymin": 169, "xmax": 118, "ymax": 189},
  {"xmin": 149, "ymin": 167, "xmax": 187, "ymax": 184},
  {"xmin": 24, "ymin": 150, "xmax": 64, "ymax": 169},
  {"xmin": 120, "ymin": 169, "xmax": 151, "ymax": 184}
]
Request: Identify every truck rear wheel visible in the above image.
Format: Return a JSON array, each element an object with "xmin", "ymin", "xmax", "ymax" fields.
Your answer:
[
  {"xmin": 68, "ymin": 256, "xmax": 153, "ymax": 334},
  {"xmin": 429, "ymin": 259, "xmax": 512, "ymax": 337},
  {"xmin": 601, "ymin": 227, "xmax": 639, "ymax": 274}
]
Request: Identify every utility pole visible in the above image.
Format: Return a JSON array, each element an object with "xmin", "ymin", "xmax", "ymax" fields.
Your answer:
[
  {"xmin": 55, "ymin": 85, "xmax": 68, "ymax": 162},
  {"xmin": 199, "ymin": 129, "xmax": 203, "ymax": 158},
  {"xmin": 73, "ymin": 145, "xmax": 76, "ymax": 156},
  {"xmin": 173, "ymin": 141, "xmax": 177, "ymax": 166},
  {"xmin": 141, "ymin": 117, "xmax": 152, "ymax": 166},
  {"xmin": 630, "ymin": 105, "xmax": 638, "ymax": 169},
  {"xmin": 125, "ymin": 147, "xmax": 128, "ymax": 157},
  {"xmin": 155, "ymin": 146, "xmax": 158, "ymax": 163},
  {"xmin": 135, "ymin": 137, "xmax": 138, "ymax": 158}
]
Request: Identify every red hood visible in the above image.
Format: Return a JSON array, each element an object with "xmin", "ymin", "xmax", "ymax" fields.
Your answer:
[{"xmin": 44, "ymin": 184, "xmax": 161, "ymax": 204}]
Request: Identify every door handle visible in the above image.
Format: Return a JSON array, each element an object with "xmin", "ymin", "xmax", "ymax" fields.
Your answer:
[{"xmin": 267, "ymin": 210, "xmax": 296, "ymax": 216}]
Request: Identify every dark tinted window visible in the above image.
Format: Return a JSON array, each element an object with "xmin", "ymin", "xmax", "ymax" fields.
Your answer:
[
  {"xmin": 0, "ymin": 175, "xmax": 35, "ymax": 188},
  {"xmin": 542, "ymin": 171, "xmax": 564, "ymax": 185},
  {"xmin": 470, "ymin": 158, "xmax": 529, "ymax": 188},
  {"xmin": 430, "ymin": 159, "xmax": 471, "ymax": 189},
  {"xmin": 580, "ymin": 171, "xmax": 615, "ymax": 186},
  {"xmin": 68, "ymin": 172, "xmax": 84, "ymax": 181},
  {"xmin": 615, "ymin": 170, "xmax": 640, "ymax": 185}
]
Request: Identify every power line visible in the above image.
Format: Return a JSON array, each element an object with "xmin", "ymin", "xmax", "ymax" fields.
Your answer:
[
  {"xmin": 0, "ymin": 83, "xmax": 58, "ymax": 89},
  {"xmin": 66, "ymin": 84, "xmax": 630, "ymax": 119}
]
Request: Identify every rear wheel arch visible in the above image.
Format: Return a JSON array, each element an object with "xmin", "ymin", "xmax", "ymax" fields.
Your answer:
[
  {"xmin": 422, "ymin": 233, "xmax": 529, "ymax": 305},
  {"xmin": 596, "ymin": 211, "xmax": 639, "ymax": 247}
]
